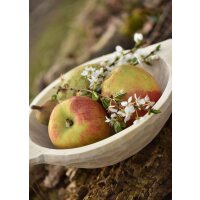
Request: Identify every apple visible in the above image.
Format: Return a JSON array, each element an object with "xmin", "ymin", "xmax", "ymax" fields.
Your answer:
[
  {"xmin": 102, "ymin": 63, "xmax": 161, "ymax": 101},
  {"xmin": 101, "ymin": 64, "xmax": 162, "ymax": 123},
  {"xmin": 48, "ymin": 96, "xmax": 112, "ymax": 148},
  {"xmin": 57, "ymin": 64, "xmax": 101, "ymax": 102},
  {"xmin": 31, "ymin": 99, "xmax": 58, "ymax": 125}
]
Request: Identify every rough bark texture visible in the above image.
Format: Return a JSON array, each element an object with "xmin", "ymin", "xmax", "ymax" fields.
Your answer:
[
  {"xmin": 30, "ymin": 0, "xmax": 172, "ymax": 199},
  {"xmin": 30, "ymin": 118, "xmax": 171, "ymax": 200}
]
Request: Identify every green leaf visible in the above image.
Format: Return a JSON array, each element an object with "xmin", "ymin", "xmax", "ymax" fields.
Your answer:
[
  {"xmin": 113, "ymin": 91, "xmax": 126, "ymax": 102},
  {"xmin": 128, "ymin": 57, "xmax": 138, "ymax": 65},
  {"xmin": 101, "ymin": 98, "xmax": 110, "ymax": 109},
  {"xmin": 156, "ymin": 44, "xmax": 161, "ymax": 51},
  {"xmin": 92, "ymin": 91, "xmax": 99, "ymax": 101},
  {"xmin": 114, "ymin": 121, "xmax": 123, "ymax": 133},
  {"xmin": 148, "ymin": 109, "xmax": 161, "ymax": 115},
  {"xmin": 51, "ymin": 94, "xmax": 57, "ymax": 100},
  {"xmin": 120, "ymin": 121, "xmax": 126, "ymax": 128}
]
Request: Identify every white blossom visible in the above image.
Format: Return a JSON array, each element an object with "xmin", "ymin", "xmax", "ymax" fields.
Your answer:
[
  {"xmin": 117, "ymin": 110, "xmax": 126, "ymax": 117},
  {"xmin": 121, "ymin": 96, "xmax": 132, "ymax": 107},
  {"xmin": 144, "ymin": 95, "xmax": 150, "ymax": 102},
  {"xmin": 124, "ymin": 105, "xmax": 135, "ymax": 123},
  {"xmin": 145, "ymin": 105, "xmax": 150, "ymax": 110},
  {"xmin": 134, "ymin": 94, "xmax": 145, "ymax": 106},
  {"xmin": 151, "ymin": 55, "xmax": 159, "ymax": 60},
  {"xmin": 111, "ymin": 113, "xmax": 117, "ymax": 119},
  {"xmin": 108, "ymin": 106, "xmax": 118, "ymax": 113},
  {"xmin": 81, "ymin": 70, "xmax": 89, "ymax": 77},
  {"xmin": 115, "ymin": 45, "xmax": 124, "ymax": 53},
  {"xmin": 105, "ymin": 116, "xmax": 111, "ymax": 123},
  {"xmin": 134, "ymin": 94, "xmax": 155, "ymax": 110},
  {"xmin": 81, "ymin": 66, "xmax": 105, "ymax": 91},
  {"xmin": 81, "ymin": 67, "xmax": 96, "ymax": 77},
  {"xmin": 119, "ymin": 96, "xmax": 135, "ymax": 123},
  {"xmin": 121, "ymin": 101, "xmax": 128, "ymax": 106},
  {"xmin": 134, "ymin": 33, "xmax": 143, "ymax": 44}
]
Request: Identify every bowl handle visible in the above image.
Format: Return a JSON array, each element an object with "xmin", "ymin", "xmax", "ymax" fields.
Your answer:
[{"xmin": 29, "ymin": 140, "xmax": 45, "ymax": 165}]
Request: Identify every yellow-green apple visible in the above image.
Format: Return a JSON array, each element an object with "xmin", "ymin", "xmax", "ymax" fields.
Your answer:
[
  {"xmin": 48, "ymin": 96, "xmax": 112, "ymax": 148},
  {"xmin": 57, "ymin": 64, "xmax": 101, "ymax": 102},
  {"xmin": 31, "ymin": 99, "xmax": 58, "ymax": 125},
  {"xmin": 101, "ymin": 64, "xmax": 162, "ymax": 124}
]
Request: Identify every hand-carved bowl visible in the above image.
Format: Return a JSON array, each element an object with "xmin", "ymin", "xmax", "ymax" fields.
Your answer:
[{"xmin": 29, "ymin": 39, "xmax": 172, "ymax": 168}]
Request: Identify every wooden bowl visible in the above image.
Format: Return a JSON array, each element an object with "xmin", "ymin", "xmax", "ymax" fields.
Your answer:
[{"xmin": 29, "ymin": 39, "xmax": 172, "ymax": 167}]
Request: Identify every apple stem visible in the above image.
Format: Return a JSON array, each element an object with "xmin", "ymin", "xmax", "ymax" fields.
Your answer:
[{"xmin": 31, "ymin": 105, "xmax": 43, "ymax": 111}]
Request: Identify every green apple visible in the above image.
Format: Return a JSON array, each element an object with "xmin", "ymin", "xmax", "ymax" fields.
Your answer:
[
  {"xmin": 57, "ymin": 64, "xmax": 101, "ymax": 102},
  {"xmin": 31, "ymin": 99, "xmax": 58, "ymax": 125},
  {"xmin": 48, "ymin": 96, "xmax": 112, "ymax": 148}
]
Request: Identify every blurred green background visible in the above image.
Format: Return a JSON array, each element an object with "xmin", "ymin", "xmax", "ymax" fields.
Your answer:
[
  {"xmin": 29, "ymin": 0, "xmax": 171, "ymax": 102},
  {"xmin": 30, "ymin": 0, "xmax": 87, "ymax": 100}
]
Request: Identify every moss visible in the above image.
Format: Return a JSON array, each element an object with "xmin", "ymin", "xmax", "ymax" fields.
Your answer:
[{"xmin": 121, "ymin": 8, "xmax": 147, "ymax": 36}]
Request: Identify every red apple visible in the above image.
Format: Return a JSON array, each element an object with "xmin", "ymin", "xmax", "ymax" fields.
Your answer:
[
  {"xmin": 101, "ymin": 64, "xmax": 162, "ymax": 124},
  {"xmin": 48, "ymin": 96, "xmax": 112, "ymax": 148}
]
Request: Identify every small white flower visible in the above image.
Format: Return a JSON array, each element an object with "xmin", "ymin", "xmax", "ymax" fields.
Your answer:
[
  {"xmin": 134, "ymin": 33, "xmax": 143, "ymax": 44},
  {"xmin": 134, "ymin": 94, "xmax": 146, "ymax": 106},
  {"xmin": 138, "ymin": 98, "xmax": 145, "ymax": 105},
  {"xmin": 117, "ymin": 110, "xmax": 126, "ymax": 117},
  {"xmin": 134, "ymin": 53, "xmax": 142, "ymax": 65},
  {"xmin": 121, "ymin": 96, "xmax": 133, "ymax": 107},
  {"xmin": 128, "ymin": 96, "xmax": 132, "ymax": 103},
  {"xmin": 108, "ymin": 106, "xmax": 118, "ymax": 113},
  {"xmin": 145, "ymin": 105, "xmax": 150, "ymax": 110},
  {"xmin": 106, "ymin": 66, "xmax": 114, "ymax": 72},
  {"xmin": 124, "ymin": 105, "xmax": 135, "ymax": 123},
  {"xmin": 115, "ymin": 45, "xmax": 124, "ymax": 53},
  {"xmin": 88, "ymin": 67, "xmax": 96, "ymax": 71},
  {"xmin": 149, "ymin": 55, "xmax": 159, "ymax": 61},
  {"xmin": 121, "ymin": 101, "xmax": 128, "ymax": 106},
  {"xmin": 81, "ymin": 67, "xmax": 96, "ymax": 77},
  {"xmin": 88, "ymin": 76, "xmax": 97, "ymax": 85},
  {"xmin": 124, "ymin": 53, "xmax": 133, "ymax": 61},
  {"xmin": 105, "ymin": 116, "xmax": 111, "ymax": 123},
  {"xmin": 81, "ymin": 70, "xmax": 88, "ymax": 77},
  {"xmin": 92, "ymin": 70, "xmax": 101, "ymax": 78},
  {"xmin": 125, "ymin": 105, "xmax": 135, "ymax": 114},
  {"xmin": 107, "ymin": 55, "xmax": 116, "ymax": 64},
  {"xmin": 149, "ymin": 101, "xmax": 155, "ymax": 107},
  {"xmin": 144, "ymin": 95, "xmax": 150, "ymax": 102},
  {"xmin": 111, "ymin": 113, "xmax": 117, "ymax": 119},
  {"xmin": 100, "ymin": 60, "xmax": 107, "ymax": 67}
]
